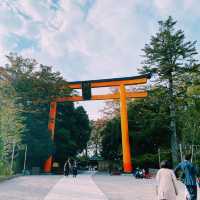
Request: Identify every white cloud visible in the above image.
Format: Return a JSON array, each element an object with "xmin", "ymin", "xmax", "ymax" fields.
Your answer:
[
  {"xmin": 18, "ymin": 0, "xmax": 53, "ymax": 22},
  {"xmin": 0, "ymin": 0, "xmax": 149, "ymax": 79},
  {"xmin": 0, "ymin": 35, "xmax": 9, "ymax": 64},
  {"xmin": 153, "ymin": 0, "xmax": 175, "ymax": 15},
  {"xmin": 183, "ymin": 0, "xmax": 200, "ymax": 16},
  {"xmin": 0, "ymin": 0, "xmax": 200, "ymax": 119}
]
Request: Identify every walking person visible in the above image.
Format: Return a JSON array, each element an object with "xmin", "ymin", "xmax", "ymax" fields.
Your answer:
[
  {"xmin": 72, "ymin": 160, "xmax": 77, "ymax": 178},
  {"xmin": 174, "ymin": 153, "xmax": 198, "ymax": 200},
  {"xmin": 156, "ymin": 160, "xmax": 178, "ymax": 200},
  {"xmin": 64, "ymin": 159, "xmax": 71, "ymax": 176}
]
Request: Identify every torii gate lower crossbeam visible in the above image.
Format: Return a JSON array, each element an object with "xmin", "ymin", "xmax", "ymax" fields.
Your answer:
[{"xmin": 44, "ymin": 74, "xmax": 151, "ymax": 173}]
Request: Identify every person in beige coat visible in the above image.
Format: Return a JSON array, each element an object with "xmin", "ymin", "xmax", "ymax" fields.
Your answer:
[{"xmin": 156, "ymin": 160, "xmax": 178, "ymax": 200}]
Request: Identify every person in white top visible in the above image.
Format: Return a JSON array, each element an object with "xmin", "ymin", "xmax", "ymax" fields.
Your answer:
[{"xmin": 156, "ymin": 160, "xmax": 178, "ymax": 200}]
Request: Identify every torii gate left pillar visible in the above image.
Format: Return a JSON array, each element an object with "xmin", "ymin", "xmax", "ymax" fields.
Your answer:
[
  {"xmin": 44, "ymin": 74, "xmax": 150, "ymax": 173},
  {"xmin": 43, "ymin": 101, "xmax": 57, "ymax": 173}
]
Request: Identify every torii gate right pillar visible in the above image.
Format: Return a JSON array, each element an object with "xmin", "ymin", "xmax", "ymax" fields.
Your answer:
[{"xmin": 119, "ymin": 84, "xmax": 132, "ymax": 173}]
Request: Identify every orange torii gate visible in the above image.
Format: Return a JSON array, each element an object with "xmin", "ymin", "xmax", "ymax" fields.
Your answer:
[{"xmin": 44, "ymin": 74, "xmax": 151, "ymax": 173}]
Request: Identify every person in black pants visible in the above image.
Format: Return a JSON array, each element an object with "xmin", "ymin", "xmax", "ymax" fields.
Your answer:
[
  {"xmin": 72, "ymin": 161, "xmax": 77, "ymax": 178},
  {"xmin": 174, "ymin": 154, "xmax": 198, "ymax": 200},
  {"xmin": 64, "ymin": 159, "xmax": 70, "ymax": 176}
]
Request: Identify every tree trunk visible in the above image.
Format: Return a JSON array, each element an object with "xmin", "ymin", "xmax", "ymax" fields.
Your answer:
[{"xmin": 169, "ymin": 74, "xmax": 178, "ymax": 166}]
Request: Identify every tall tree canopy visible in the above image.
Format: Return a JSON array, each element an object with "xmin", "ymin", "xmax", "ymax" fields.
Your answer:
[
  {"xmin": 93, "ymin": 17, "xmax": 200, "ymax": 169},
  {"xmin": 54, "ymin": 103, "xmax": 91, "ymax": 166},
  {"xmin": 177, "ymin": 64, "xmax": 200, "ymax": 145},
  {"xmin": 101, "ymin": 117, "xmax": 121, "ymax": 160},
  {"xmin": 4, "ymin": 53, "xmax": 70, "ymax": 168},
  {"xmin": 2, "ymin": 53, "xmax": 91, "ymax": 169},
  {"xmin": 0, "ymin": 75, "xmax": 24, "ymax": 173},
  {"xmin": 100, "ymin": 88, "xmax": 171, "ymax": 167},
  {"xmin": 140, "ymin": 16, "xmax": 198, "ymax": 164}
]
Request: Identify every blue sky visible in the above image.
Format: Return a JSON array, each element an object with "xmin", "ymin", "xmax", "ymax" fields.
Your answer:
[{"xmin": 0, "ymin": 0, "xmax": 200, "ymax": 119}]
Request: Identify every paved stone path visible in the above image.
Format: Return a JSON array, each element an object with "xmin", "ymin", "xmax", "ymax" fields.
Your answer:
[
  {"xmin": 44, "ymin": 172, "xmax": 107, "ymax": 200},
  {"xmin": 93, "ymin": 173, "xmax": 200, "ymax": 200},
  {"xmin": 0, "ymin": 172, "xmax": 199, "ymax": 200},
  {"xmin": 0, "ymin": 175, "xmax": 61, "ymax": 200}
]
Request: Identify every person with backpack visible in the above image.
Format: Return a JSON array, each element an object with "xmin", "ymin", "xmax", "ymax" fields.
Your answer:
[{"xmin": 174, "ymin": 154, "xmax": 198, "ymax": 200}]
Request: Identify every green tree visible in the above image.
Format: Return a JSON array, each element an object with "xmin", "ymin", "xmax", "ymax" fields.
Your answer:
[
  {"xmin": 88, "ymin": 119, "xmax": 106, "ymax": 157},
  {"xmin": 100, "ymin": 87, "xmax": 181, "ymax": 167},
  {"xmin": 178, "ymin": 64, "xmax": 200, "ymax": 145},
  {"xmin": 5, "ymin": 53, "xmax": 70, "ymax": 168},
  {"xmin": 128, "ymin": 88, "xmax": 170, "ymax": 157},
  {"xmin": 54, "ymin": 103, "xmax": 91, "ymax": 166},
  {"xmin": 141, "ymin": 16, "xmax": 198, "ymax": 165},
  {"xmin": 0, "ymin": 76, "xmax": 24, "ymax": 174},
  {"xmin": 101, "ymin": 117, "xmax": 121, "ymax": 160}
]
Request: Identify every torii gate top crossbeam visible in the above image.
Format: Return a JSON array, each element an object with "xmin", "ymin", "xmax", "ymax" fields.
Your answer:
[
  {"xmin": 67, "ymin": 74, "xmax": 151, "ymax": 89},
  {"xmin": 55, "ymin": 74, "xmax": 151, "ymax": 102}
]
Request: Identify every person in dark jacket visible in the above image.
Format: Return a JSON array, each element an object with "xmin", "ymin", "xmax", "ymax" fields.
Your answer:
[
  {"xmin": 72, "ymin": 160, "xmax": 77, "ymax": 178},
  {"xmin": 64, "ymin": 159, "xmax": 71, "ymax": 176},
  {"xmin": 174, "ymin": 154, "xmax": 198, "ymax": 200}
]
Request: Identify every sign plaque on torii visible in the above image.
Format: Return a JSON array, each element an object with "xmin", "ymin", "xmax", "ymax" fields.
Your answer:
[{"xmin": 44, "ymin": 74, "xmax": 151, "ymax": 173}]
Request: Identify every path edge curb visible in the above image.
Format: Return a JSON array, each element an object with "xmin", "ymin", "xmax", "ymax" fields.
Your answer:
[{"xmin": 0, "ymin": 174, "xmax": 21, "ymax": 183}]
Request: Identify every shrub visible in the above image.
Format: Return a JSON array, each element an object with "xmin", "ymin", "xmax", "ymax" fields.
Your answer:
[
  {"xmin": 132, "ymin": 153, "xmax": 160, "ymax": 169},
  {"xmin": 0, "ymin": 160, "xmax": 12, "ymax": 176}
]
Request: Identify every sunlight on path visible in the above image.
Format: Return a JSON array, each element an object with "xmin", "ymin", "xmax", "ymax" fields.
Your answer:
[{"xmin": 44, "ymin": 172, "xmax": 108, "ymax": 200}]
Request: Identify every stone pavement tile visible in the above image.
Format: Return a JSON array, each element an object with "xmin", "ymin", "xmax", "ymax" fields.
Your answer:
[
  {"xmin": 44, "ymin": 173, "xmax": 108, "ymax": 200},
  {"xmin": 0, "ymin": 175, "xmax": 61, "ymax": 200}
]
